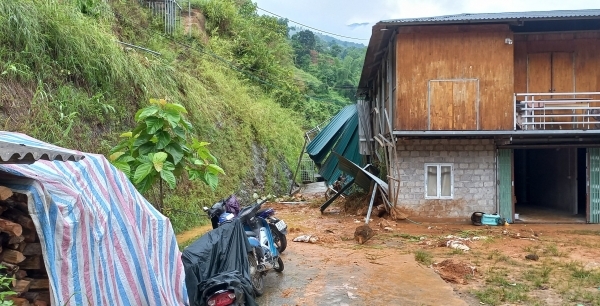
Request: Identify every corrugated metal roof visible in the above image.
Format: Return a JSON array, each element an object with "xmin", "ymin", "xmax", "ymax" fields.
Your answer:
[
  {"xmin": 306, "ymin": 104, "xmax": 357, "ymax": 165},
  {"xmin": 319, "ymin": 112, "xmax": 362, "ymax": 185},
  {"xmin": 0, "ymin": 133, "xmax": 85, "ymax": 164},
  {"xmin": 382, "ymin": 9, "xmax": 600, "ymax": 24}
]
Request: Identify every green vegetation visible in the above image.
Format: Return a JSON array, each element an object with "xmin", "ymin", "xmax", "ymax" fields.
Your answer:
[
  {"xmin": 414, "ymin": 249, "xmax": 433, "ymax": 266},
  {"xmin": 109, "ymin": 99, "xmax": 224, "ymax": 211},
  {"xmin": 0, "ymin": 265, "xmax": 15, "ymax": 305},
  {"xmin": 2, "ymin": 0, "xmax": 357, "ymax": 233}
]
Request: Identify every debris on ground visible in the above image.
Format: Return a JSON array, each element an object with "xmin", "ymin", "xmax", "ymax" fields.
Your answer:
[
  {"xmin": 525, "ymin": 254, "xmax": 539, "ymax": 261},
  {"xmin": 433, "ymin": 259, "xmax": 477, "ymax": 285},
  {"xmin": 354, "ymin": 225, "xmax": 374, "ymax": 244},
  {"xmin": 293, "ymin": 235, "xmax": 319, "ymax": 243},
  {"xmin": 446, "ymin": 240, "xmax": 470, "ymax": 251}
]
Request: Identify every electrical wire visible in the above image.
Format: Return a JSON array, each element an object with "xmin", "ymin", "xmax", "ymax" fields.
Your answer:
[{"xmin": 256, "ymin": 7, "xmax": 368, "ymax": 41}]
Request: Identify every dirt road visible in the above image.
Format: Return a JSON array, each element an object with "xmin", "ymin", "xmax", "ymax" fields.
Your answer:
[
  {"xmin": 256, "ymin": 242, "xmax": 467, "ymax": 306},
  {"xmin": 177, "ymin": 200, "xmax": 600, "ymax": 305}
]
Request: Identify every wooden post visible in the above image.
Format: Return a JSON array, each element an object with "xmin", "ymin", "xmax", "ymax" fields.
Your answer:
[{"xmin": 289, "ymin": 137, "xmax": 308, "ymax": 195}]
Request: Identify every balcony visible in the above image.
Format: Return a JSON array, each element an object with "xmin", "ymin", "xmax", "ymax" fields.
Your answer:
[{"xmin": 515, "ymin": 92, "xmax": 600, "ymax": 131}]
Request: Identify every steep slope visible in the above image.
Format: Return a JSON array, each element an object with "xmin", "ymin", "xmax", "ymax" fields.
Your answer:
[{"xmin": 0, "ymin": 0, "xmax": 305, "ymax": 233}]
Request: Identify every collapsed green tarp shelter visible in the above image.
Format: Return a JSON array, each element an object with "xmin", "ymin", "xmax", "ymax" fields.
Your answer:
[{"xmin": 306, "ymin": 104, "xmax": 363, "ymax": 185}]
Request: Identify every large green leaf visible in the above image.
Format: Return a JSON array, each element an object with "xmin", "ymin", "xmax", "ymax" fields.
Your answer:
[
  {"xmin": 160, "ymin": 170, "xmax": 177, "ymax": 189},
  {"xmin": 187, "ymin": 168, "xmax": 203, "ymax": 181},
  {"xmin": 182, "ymin": 119, "xmax": 194, "ymax": 131},
  {"xmin": 133, "ymin": 133, "xmax": 152, "ymax": 148},
  {"xmin": 163, "ymin": 160, "xmax": 176, "ymax": 171},
  {"xmin": 136, "ymin": 172, "xmax": 157, "ymax": 194},
  {"xmin": 155, "ymin": 131, "xmax": 171, "ymax": 150},
  {"xmin": 173, "ymin": 126, "xmax": 186, "ymax": 139},
  {"xmin": 164, "ymin": 103, "xmax": 188, "ymax": 114},
  {"xmin": 112, "ymin": 161, "xmax": 131, "ymax": 178},
  {"xmin": 135, "ymin": 105, "xmax": 160, "ymax": 122},
  {"xmin": 153, "ymin": 152, "xmax": 168, "ymax": 172},
  {"xmin": 137, "ymin": 143, "xmax": 156, "ymax": 156},
  {"xmin": 164, "ymin": 142, "xmax": 184, "ymax": 165},
  {"xmin": 164, "ymin": 109, "xmax": 181, "ymax": 128},
  {"xmin": 206, "ymin": 164, "xmax": 225, "ymax": 175},
  {"xmin": 204, "ymin": 172, "xmax": 219, "ymax": 191},
  {"xmin": 133, "ymin": 162, "xmax": 154, "ymax": 184},
  {"xmin": 145, "ymin": 117, "xmax": 165, "ymax": 134}
]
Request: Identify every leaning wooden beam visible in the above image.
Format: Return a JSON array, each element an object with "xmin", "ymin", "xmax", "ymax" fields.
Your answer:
[{"xmin": 319, "ymin": 178, "xmax": 355, "ymax": 213}]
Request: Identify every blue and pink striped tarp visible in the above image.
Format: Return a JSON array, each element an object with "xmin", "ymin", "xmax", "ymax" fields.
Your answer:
[{"xmin": 0, "ymin": 132, "xmax": 188, "ymax": 305}]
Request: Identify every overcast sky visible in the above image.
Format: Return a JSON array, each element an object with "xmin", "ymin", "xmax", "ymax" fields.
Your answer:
[{"xmin": 252, "ymin": 0, "xmax": 600, "ymax": 44}]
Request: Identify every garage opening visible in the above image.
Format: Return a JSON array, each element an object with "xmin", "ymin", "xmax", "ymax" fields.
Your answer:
[{"xmin": 513, "ymin": 148, "xmax": 587, "ymax": 223}]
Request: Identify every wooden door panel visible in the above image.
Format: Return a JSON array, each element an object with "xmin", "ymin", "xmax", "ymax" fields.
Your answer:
[
  {"xmin": 528, "ymin": 53, "xmax": 551, "ymax": 93},
  {"xmin": 452, "ymin": 81, "xmax": 477, "ymax": 130},
  {"xmin": 429, "ymin": 80, "xmax": 477, "ymax": 130},
  {"xmin": 429, "ymin": 81, "xmax": 453, "ymax": 130},
  {"xmin": 552, "ymin": 52, "xmax": 574, "ymax": 93}
]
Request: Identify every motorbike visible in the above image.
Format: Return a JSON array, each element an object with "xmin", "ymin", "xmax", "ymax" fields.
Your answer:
[
  {"xmin": 237, "ymin": 201, "xmax": 284, "ymax": 296},
  {"xmin": 182, "ymin": 218, "xmax": 257, "ymax": 306},
  {"xmin": 255, "ymin": 207, "xmax": 287, "ymax": 253},
  {"xmin": 206, "ymin": 196, "xmax": 288, "ymax": 253},
  {"xmin": 205, "ymin": 199, "xmax": 285, "ymax": 296}
]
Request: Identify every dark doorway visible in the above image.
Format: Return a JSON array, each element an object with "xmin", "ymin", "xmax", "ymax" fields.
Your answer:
[{"xmin": 513, "ymin": 148, "xmax": 586, "ymax": 223}]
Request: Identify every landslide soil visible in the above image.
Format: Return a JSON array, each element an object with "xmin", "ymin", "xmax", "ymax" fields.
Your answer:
[{"xmin": 177, "ymin": 199, "xmax": 600, "ymax": 306}]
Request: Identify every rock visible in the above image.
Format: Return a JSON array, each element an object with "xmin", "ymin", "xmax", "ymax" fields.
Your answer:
[
  {"xmin": 525, "ymin": 254, "xmax": 539, "ymax": 261},
  {"xmin": 293, "ymin": 235, "xmax": 319, "ymax": 243},
  {"xmin": 384, "ymin": 227, "xmax": 393, "ymax": 232}
]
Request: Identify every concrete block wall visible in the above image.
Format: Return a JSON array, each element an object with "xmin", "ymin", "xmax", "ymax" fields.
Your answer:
[{"xmin": 391, "ymin": 138, "xmax": 497, "ymax": 219}]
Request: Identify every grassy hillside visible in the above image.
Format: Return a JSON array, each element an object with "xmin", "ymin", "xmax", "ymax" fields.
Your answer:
[{"xmin": 0, "ymin": 0, "xmax": 306, "ymax": 233}]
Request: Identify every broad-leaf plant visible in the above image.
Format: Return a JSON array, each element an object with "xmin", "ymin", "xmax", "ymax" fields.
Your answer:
[{"xmin": 109, "ymin": 99, "xmax": 224, "ymax": 211}]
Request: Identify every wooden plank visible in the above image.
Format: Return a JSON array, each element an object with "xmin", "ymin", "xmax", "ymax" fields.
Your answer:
[
  {"xmin": 24, "ymin": 278, "xmax": 49, "ymax": 290},
  {"xmin": 7, "ymin": 297, "xmax": 30, "ymax": 306},
  {"xmin": 18, "ymin": 255, "xmax": 42, "ymax": 270},
  {"xmin": 429, "ymin": 81, "xmax": 454, "ymax": 130},
  {"xmin": 0, "ymin": 186, "xmax": 13, "ymax": 201},
  {"xmin": 22, "ymin": 243, "xmax": 42, "ymax": 256},
  {"xmin": 395, "ymin": 29, "xmax": 513, "ymax": 131},
  {"xmin": 528, "ymin": 53, "xmax": 552, "ymax": 93},
  {"xmin": 13, "ymin": 279, "xmax": 30, "ymax": 293},
  {"xmin": 0, "ymin": 218, "xmax": 23, "ymax": 237},
  {"xmin": 514, "ymin": 43, "xmax": 528, "ymax": 93},
  {"xmin": 2, "ymin": 250, "xmax": 26, "ymax": 264},
  {"xmin": 452, "ymin": 81, "xmax": 477, "ymax": 130}
]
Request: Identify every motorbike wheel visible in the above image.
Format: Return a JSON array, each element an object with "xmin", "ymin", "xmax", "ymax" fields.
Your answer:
[
  {"xmin": 248, "ymin": 253, "xmax": 264, "ymax": 296},
  {"xmin": 269, "ymin": 224, "xmax": 287, "ymax": 253},
  {"xmin": 274, "ymin": 256, "xmax": 284, "ymax": 273}
]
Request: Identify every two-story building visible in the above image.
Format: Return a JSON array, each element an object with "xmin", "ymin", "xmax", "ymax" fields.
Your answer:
[{"xmin": 357, "ymin": 9, "xmax": 600, "ymax": 223}]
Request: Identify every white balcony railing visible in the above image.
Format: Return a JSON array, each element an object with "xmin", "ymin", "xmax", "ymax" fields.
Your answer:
[{"xmin": 514, "ymin": 92, "xmax": 600, "ymax": 131}]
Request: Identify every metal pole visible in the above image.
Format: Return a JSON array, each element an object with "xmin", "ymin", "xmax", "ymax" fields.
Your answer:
[{"xmin": 365, "ymin": 182, "xmax": 378, "ymax": 224}]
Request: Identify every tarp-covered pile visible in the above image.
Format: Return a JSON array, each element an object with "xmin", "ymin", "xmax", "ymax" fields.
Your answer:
[
  {"xmin": 182, "ymin": 219, "xmax": 256, "ymax": 306},
  {"xmin": 0, "ymin": 132, "xmax": 187, "ymax": 305}
]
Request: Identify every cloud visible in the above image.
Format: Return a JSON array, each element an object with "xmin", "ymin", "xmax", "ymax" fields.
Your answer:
[{"xmin": 347, "ymin": 22, "xmax": 370, "ymax": 29}]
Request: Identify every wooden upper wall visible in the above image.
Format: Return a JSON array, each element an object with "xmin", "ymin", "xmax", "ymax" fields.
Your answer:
[
  {"xmin": 395, "ymin": 24, "xmax": 514, "ymax": 131},
  {"xmin": 514, "ymin": 32, "xmax": 600, "ymax": 94}
]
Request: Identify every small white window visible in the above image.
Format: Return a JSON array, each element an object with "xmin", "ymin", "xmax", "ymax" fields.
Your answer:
[{"xmin": 425, "ymin": 164, "xmax": 453, "ymax": 199}]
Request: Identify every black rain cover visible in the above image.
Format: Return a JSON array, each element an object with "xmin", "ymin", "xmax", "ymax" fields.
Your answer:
[{"xmin": 182, "ymin": 219, "xmax": 257, "ymax": 306}]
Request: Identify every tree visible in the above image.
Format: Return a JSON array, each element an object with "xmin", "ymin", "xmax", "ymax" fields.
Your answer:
[{"xmin": 109, "ymin": 99, "xmax": 224, "ymax": 211}]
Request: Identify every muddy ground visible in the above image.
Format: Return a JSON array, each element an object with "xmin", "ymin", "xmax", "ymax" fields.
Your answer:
[{"xmin": 177, "ymin": 199, "xmax": 600, "ymax": 306}]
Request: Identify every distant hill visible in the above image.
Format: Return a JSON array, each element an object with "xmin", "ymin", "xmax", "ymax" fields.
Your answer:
[{"xmin": 289, "ymin": 26, "xmax": 366, "ymax": 48}]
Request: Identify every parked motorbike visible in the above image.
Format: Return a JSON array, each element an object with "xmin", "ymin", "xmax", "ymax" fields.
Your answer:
[
  {"xmin": 237, "ymin": 201, "xmax": 285, "ymax": 296},
  {"xmin": 256, "ymin": 207, "xmax": 287, "ymax": 253},
  {"xmin": 204, "ymin": 199, "xmax": 285, "ymax": 296},
  {"xmin": 206, "ymin": 196, "xmax": 288, "ymax": 253}
]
